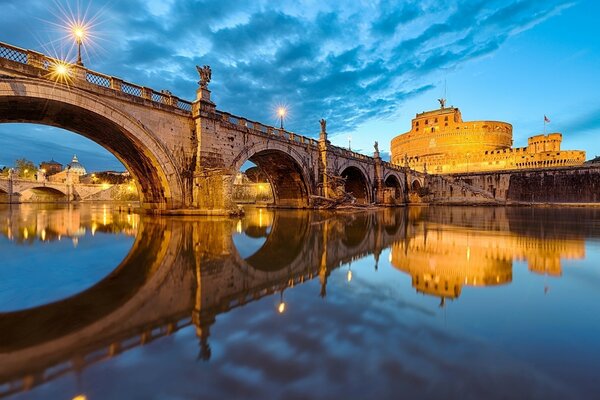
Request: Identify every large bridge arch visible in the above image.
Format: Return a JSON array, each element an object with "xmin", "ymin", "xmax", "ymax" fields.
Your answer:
[
  {"xmin": 232, "ymin": 142, "xmax": 314, "ymax": 208},
  {"xmin": 0, "ymin": 78, "xmax": 184, "ymax": 210}
]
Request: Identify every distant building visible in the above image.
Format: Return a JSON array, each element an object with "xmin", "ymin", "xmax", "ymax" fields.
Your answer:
[
  {"xmin": 66, "ymin": 155, "xmax": 87, "ymax": 175},
  {"xmin": 48, "ymin": 155, "xmax": 87, "ymax": 184},
  {"xmin": 39, "ymin": 159, "xmax": 63, "ymax": 176},
  {"xmin": 390, "ymin": 101, "xmax": 586, "ymax": 174}
]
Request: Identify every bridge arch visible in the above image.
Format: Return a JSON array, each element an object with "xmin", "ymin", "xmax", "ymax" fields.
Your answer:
[
  {"xmin": 384, "ymin": 173, "xmax": 404, "ymax": 202},
  {"xmin": 411, "ymin": 179, "xmax": 422, "ymax": 191},
  {"xmin": 340, "ymin": 165, "xmax": 371, "ymax": 204},
  {"xmin": 0, "ymin": 78, "xmax": 184, "ymax": 210},
  {"xmin": 232, "ymin": 142, "xmax": 313, "ymax": 208},
  {"xmin": 17, "ymin": 186, "xmax": 68, "ymax": 202}
]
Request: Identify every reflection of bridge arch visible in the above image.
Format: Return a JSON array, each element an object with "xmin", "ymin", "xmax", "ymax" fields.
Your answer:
[
  {"xmin": 0, "ymin": 220, "xmax": 172, "ymax": 352},
  {"xmin": 0, "ymin": 79, "xmax": 182, "ymax": 209},
  {"xmin": 242, "ymin": 212, "xmax": 312, "ymax": 272},
  {"xmin": 232, "ymin": 143, "xmax": 313, "ymax": 208},
  {"xmin": 341, "ymin": 213, "xmax": 371, "ymax": 248},
  {"xmin": 341, "ymin": 166, "xmax": 371, "ymax": 204}
]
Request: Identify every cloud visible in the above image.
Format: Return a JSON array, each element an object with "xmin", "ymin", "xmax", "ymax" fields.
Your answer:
[{"xmin": 0, "ymin": 0, "xmax": 573, "ymax": 165}]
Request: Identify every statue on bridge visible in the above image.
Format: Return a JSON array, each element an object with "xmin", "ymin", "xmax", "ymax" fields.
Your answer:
[
  {"xmin": 196, "ymin": 65, "xmax": 212, "ymax": 88},
  {"xmin": 320, "ymin": 118, "xmax": 326, "ymax": 134},
  {"xmin": 374, "ymin": 141, "xmax": 379, "ymax": 153}
]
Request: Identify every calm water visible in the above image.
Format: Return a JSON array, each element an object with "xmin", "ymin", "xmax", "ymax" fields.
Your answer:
[{"xmin": 1, "ymin": 204, "xmax": 599, "ymax": 400}]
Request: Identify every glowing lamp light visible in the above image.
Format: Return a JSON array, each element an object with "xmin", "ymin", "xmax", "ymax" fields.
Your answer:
[
  {"xmin": 73, "ymin": 26, "xmax": 86, "ymax": 41},
  {"xmin": 277, "ymin": 106, "xmax": 287, "ymax": 129},
  {"xmin": 278, "ymin": 302, "xmax": 286, "ymax": 314},
  {"xmin": 56, "ymin": 64, "xmax": 68, "ymax": 75},
  {"xmin": 347, "ymin": 270, "xmax": 353, "ymax": 282},
  {"xmin": 73, "ymin": 394, "xmax": 87, "ymax": 400}
]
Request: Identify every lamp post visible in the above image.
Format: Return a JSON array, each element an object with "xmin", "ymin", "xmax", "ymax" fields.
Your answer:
[
  {"xmin": 277, "ymin": 107, "xmax": 287, "ymax": 130},
  {"xmin": 348, "ymin": 135, "xmax": 352, "ymax": 150},
  {"xmin": 72, "ymin": 25, "xmax": 86, "ymax": 66}
]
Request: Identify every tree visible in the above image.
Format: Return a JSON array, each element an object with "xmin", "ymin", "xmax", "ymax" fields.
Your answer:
[{"xmin": 15, "ymin": 158, "xmax": 36, "ymax": 179}]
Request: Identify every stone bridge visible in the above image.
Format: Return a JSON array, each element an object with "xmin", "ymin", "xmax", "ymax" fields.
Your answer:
[
  {"xmin": 0, "ymin": 209, "xmax": 406, "ymax": 396},
  {"xmin": 0, "ymin": 177, "xmax": 114, "ymax": 202},
  {"xmin": 0, "ymin": 41, "xmax": 413, "ymax": 213}
]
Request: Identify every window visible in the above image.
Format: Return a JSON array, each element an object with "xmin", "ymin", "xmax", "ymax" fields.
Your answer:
[
  {"xmin": 444, "ymin": 116, "xmax": 448, "ymax": 121},
  {"xmin": 425, "ymin": 119, "xmax": 429, "ymax": 124},
  {"xmin": 416, "ymin": 121, "xmax": 419, "ymax": 126},
  {"xmin": 434, "ymin": 118, "xmax": 438, "ymax": 123}
]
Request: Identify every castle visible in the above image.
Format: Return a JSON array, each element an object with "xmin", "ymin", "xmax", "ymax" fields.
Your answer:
[{"xmin": 390, "ymin": 100, "xmax": 586, "ymax": 174}]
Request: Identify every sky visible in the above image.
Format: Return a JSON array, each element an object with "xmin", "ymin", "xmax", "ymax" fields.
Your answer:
[{"xmin": 0, "ymin": 0, "xmax": 599, "ymax": 171}]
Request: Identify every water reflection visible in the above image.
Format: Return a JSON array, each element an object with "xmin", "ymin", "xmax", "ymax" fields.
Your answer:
[
  {"xmin": 392, "ymin": 207, "xmax": 587, "ymax": 303},
  {"xmin": 0, "ymin": 204, "xmax": 138, "ymax": 246},
  {"xmin": 0, "ymin": 206, "xmax": 599, "ymax": 398}
]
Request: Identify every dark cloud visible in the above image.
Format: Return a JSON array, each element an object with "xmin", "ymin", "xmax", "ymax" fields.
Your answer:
[{"xmin": 0, "ymin": 0, "xmax": 573, "ymax": 165}]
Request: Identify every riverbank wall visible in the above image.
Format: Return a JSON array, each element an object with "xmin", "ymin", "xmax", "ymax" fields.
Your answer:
[{"xmin": 421, "ymin": 164, "xmax": 600, "ymax": 205}]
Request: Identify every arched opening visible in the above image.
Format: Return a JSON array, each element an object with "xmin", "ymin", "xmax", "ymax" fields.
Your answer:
[
  {"xmin": 234, "ymin": 149, "xmax": 311, "ymax": 208},
  {"xmin": 384, "ymin": 175, "xmax": 403, "ymax": 204},
  {"xmin": 0, "ymin": 82, "xmax": 182, "ymax": 209},
  {"xmin": 18, "ymin": 187, "xmax": 67, "ymax": 202},
  {"xmin": 411, "ymin": 179, "xmax": 422, "ymax": 191},
  {"xmin": 341, "ymin": 166, "xmax": 370, "ymax": 204}
]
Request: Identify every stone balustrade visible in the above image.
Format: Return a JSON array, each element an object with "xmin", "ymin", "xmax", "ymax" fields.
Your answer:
[{"xmin": 0, "ymin": 41, "xmax": 194, "ymax": 114}]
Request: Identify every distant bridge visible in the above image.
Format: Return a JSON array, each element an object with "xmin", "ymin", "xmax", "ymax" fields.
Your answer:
[
  {"xmin": 0, "ymin": 177, "xmax": 114, "ymax": 202},
  {"xmin": 0, "ymin": 41, "xmax": 422, "ymax": 212}
]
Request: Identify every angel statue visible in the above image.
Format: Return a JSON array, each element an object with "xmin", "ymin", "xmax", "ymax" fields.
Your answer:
[
  {"xmin": 374, "ymin": 141, "xmax": 379, "ymax": 153},
  {"xmin": 196, "ymin": 65, "xmax": 212, "ymax": 88},
  {"xmin": 437, "ymin": 98, "xmax": 446, "ymax": 108},
  {"xmin": 319, "ymin": 118, "xmax": 326, "ymax": 133}
]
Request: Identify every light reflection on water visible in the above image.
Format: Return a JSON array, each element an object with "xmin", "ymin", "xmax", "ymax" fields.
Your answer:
[{"xmin": 0, "ymin": 205, "xmax": 599, "ymax": 399}]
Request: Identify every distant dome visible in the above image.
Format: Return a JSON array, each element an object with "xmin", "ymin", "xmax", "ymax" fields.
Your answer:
[{"xmin": 67, "ymin": 155, "xmax": 87, "ymax": 175}]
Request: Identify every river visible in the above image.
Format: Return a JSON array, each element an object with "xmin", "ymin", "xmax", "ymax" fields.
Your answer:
[{"xmin": 1, "ymin": 204, "xmax": 599, "ymax": 399}]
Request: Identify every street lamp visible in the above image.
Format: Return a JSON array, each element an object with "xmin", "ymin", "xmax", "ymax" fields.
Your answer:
[
  {"xmin": 348, "ymin": 135, "xmax": 352, "ymax": 150},
  {"xmin": 71, "ymin": 24, "xmax": 86, "ymax": 66},
  {"xmin": 278, "ymin": 107, "xmax": 287, "ymax": 130}
]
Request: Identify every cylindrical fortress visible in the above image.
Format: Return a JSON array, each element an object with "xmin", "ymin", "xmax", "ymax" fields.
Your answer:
[{"xmin": 391, "ymin": 107, "xmax": 513, "ymax": 164}]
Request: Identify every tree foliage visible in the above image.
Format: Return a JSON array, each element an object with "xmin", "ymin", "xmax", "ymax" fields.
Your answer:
[{"xmin": 15, "ymin": 158, "xmax": 36, "ymax": 179}]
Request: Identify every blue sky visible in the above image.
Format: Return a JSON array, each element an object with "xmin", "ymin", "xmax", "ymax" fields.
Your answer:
[{"xmin": 0, "ymin": 0, "xmax": 599, "ymax": 171}]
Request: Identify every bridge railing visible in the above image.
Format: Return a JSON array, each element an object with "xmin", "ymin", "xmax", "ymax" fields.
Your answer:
[
  {"xmin": 0, "ymin": 41, "xmax": 194, "ymax": 114},
  {"xmin": 215, "ymin": 110, "xmax": 319, "ymax": 148}
]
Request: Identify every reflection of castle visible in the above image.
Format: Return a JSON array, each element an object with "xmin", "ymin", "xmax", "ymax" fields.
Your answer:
[
  {"xmin": 390, "ymin": 102, "xmax": 586, "ymax": 174},
  {"xmin": 391, "ymin": 218, "xmax": 585, "ymax": 301}
]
